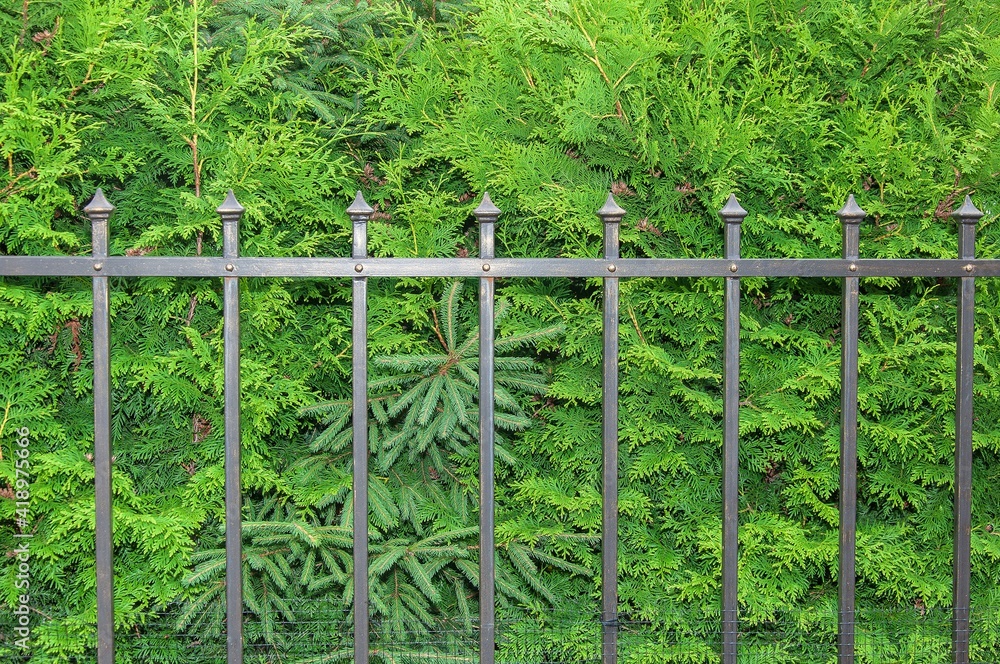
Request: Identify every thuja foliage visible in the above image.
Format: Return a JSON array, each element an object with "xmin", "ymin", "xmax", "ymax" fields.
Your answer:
[
  {"xmin": 363, "ymin": 0, "xmax": 1000, "ymax": 659},
  {"xmin": 0, "ymin": 1, "xmax": 577, "ymax": 661},
  {"xmin": 0, "ymin": 0, "xmax": 999, "ymax": 662}
]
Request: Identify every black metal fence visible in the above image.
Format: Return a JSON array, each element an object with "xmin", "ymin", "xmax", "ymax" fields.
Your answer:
[{"xmin": 1, "ymin": 187, "xmax": 993, "ymax": 664}]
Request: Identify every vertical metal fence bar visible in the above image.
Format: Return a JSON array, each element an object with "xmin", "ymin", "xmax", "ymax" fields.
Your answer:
[
  {"xmin": 952, "ymin": 195, "xmax": 982, "ymax": 664},
  {"xmin": 597, "ymin": 194, "xmax": 624, "ymax": 664},
  {"xmin": 719, "ymin": 195, "xmax": 747, "ymax": 664},
  {"xmin": 836, "ymin": 195, "xmax": 866, "ymax": 663},
  {"xmin": 347, "ymin": 192, "xmax": 374, "ymax": 664},
  {"xmin": 85, "ymin": 190, "xmax": 115, "ymax": 664},
  {"xmin": 218, "ymin": 191, "xmax": 246, "ymax": 664},
  {"xmin": 474, "ymin": 193, "xmax": 500, "ymax": 664}
]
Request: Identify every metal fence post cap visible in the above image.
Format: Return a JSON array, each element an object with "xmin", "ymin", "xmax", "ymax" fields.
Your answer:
[
  {"xmin": 597, "ymin": 192, "xmax": 625, "ymax": 222},
  {"xmin": 718, "ymin": 194, "xmax": 747, "ymax": 224},
  {"xmin": 216, "ymin": 190, "xmax": 245, "ymax": 218},
  {"xmin": 952, "ymin": 195, "xmax": 983, "ymax": 224},
  {"xmin": 836, "ymin": 194, "xmax": 866, "ymax": 224},
  {"xmin": 84, "ymin": 188, "xmax": 115, "ymax": 217},
  {"xmin": 347, "ymin": 190, "xmax": 374, "ymax": 220},
  {"xmin": 473, "ymin": 191, "xmax": 501, "ymax": 222}
]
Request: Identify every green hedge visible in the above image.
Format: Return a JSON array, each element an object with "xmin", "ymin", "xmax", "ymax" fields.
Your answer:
[{"xmin": 1, "ymin": 0, "xmax": 999, "ymax": 661}]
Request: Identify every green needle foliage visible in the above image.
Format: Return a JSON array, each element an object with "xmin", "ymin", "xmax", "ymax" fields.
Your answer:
[
  {"xmin": 2, "ymin": 0, "xmax": 1000, "ymax": 662},
  {"xmin": 361, "ymin": 0, "xmax": 1000, "ymax": 659},
  {"xmin": 171, "ymin": 279, "xmax": 572, "ymax": 660}
]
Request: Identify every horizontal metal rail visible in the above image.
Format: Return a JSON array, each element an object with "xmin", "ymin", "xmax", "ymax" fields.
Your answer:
[
  {"xmin": 3, "ymin": 256, "xmax": 1000, "ymax": 278},
  {"xmin": 3, "ymin": 189, "xmax": 984, "ymax": 664}
]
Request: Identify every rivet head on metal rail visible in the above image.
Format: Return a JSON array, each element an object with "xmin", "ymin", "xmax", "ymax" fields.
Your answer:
[
  {"xmin": 482, "ymin": 263, "xmax": 491, "ymax": 272},
  {"xmin": 730, "ymin": 263, "xmax": 738, "ymax": 273},
  {"xmin": 849, "ymin": 263, "xmax": 858, "ymax": 272},
  {"xmin": 225, "ymin": 263, "xmax": 235, "ymax": 272},
  {"xmin": 355, "ymin": 263, "xmax": 364, "ymax": 273},
  {"xmin": 93, "ymin": 262, "xmax": 103, "ymax": 272},
  {"xmin": 965, "ymin": 264, "xmax": 974, "ymax": 273},
  {"xmin": 607, "ymin": 264, "xmax": 617, "ymax": 273}
]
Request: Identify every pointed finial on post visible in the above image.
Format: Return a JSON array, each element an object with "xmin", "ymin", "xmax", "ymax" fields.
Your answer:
[
  {"xmin": 836, "ymin": 194, "xmax": 867, "ymax": 225},
  {"xmin": 951, "ymin": 195, "xmax": 983, "ymax": 225},
  {"xmin": 84, "ymin": 188, "xmax": 115, "ymax": 217},
  {"xmin": 717, "ymin": 194, "xmax": 747, "ymax": 225},
  {"xmin": 952, "ymin": 195, "xmax": 982, "ymax": 261},
  {"xmin": 837, "ymin": 194, "xmax": 865, "ymax": 262},
  {"xmin": 347, "ymin": 191, "xmax": 372, "ymax": 260},
  {"xmin": 597, "ymin": 192, "xmax": 626, "ymax": 224},
  {"xmin": 216, "ymin": 190, "xmax": 245, "ymax": 220},
  {"xmin": 718, "ymin": 194, "xmax": 746, "ymax": 261},
  {"xmin": 474, "ymin": 192, "xmax": 499, "ymax": 260},
  {"xmin": 473, "ymin": 191, "xmax": 501, "ymax": 224},
  {"xmin": 217, "ymin": 190, "xmax": 244, "ymax": 261},
  {"xmin": 347, "ymin": 190, "xmax": 374, "ymax": 222},
  {"xmin": 85, "ymin": 189, "xmax": 115, "ymax": 261},
  {"xmin": 597, "ymin": 192, "xmax": 624, "ymax": 262}
]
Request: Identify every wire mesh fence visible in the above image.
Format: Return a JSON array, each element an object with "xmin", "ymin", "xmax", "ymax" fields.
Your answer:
[{"xmin": 4, "ymin": 603, "xmax": 999, "ymax": 663}]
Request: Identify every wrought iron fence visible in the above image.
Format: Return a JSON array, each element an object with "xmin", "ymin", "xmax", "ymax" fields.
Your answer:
[{"xmin": 1, "ymin": 187, "xmax": 994, "ymax": 664}]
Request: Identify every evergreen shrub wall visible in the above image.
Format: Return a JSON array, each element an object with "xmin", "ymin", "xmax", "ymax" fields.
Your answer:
[{"xmin": 1, "ymin": 0, "xmax": 999, "ymax": 662}]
